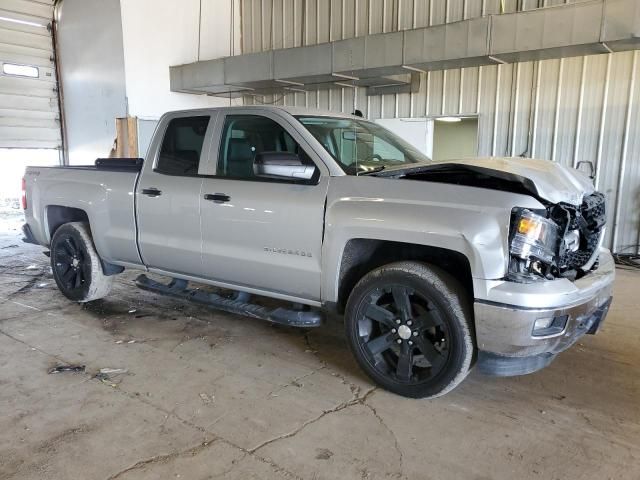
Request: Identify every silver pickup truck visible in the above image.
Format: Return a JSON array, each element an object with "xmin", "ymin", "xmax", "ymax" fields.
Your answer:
[{"xmin": 22, "ymin": 106, "xmax": 614, "ymax": 398}]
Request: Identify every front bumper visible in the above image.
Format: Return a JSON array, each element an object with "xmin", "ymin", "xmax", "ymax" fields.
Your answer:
[{"xmin": 474, "ymin": 248, "xmax": 615, "ymax": 376}]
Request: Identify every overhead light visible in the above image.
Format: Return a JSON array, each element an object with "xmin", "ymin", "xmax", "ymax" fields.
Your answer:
[
  {"xmin": 334, "ymin": 82, "xmax": 357, "ymax": 89},
  {"xmin": 332, "ymin": 73, "xmax": 359, "ymax": 81},
  {"xmin": 275, "ymin": 79, "xmax": 304, "ymax": 86},
  {"xmin": 0, "ymin": 16, "xmax": 46, "ymax": 28},
  {"xmin": 401, "ymin": 65, "xmax": 427, "ymax": 73},
  {"xmin": 435, "ymin": 117, "xmax": 462, "ymax": 123},
  {"xmin": 284, "ymin": 87, "xmax": 307, "ymax": 93}
]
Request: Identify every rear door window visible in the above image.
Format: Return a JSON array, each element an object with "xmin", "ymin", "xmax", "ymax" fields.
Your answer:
[{"xmin": 156, "ymin": 116, "xmax": 210, "ymax": 175}]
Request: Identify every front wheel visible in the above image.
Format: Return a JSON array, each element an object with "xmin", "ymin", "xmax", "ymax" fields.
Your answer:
[
  {"xmin": 50, "ymin": 222, "xmax": 113, "ymax": 302},
  {"xmin": 345, "ymin": 261, "xmax": 475, "ymax": 398}
]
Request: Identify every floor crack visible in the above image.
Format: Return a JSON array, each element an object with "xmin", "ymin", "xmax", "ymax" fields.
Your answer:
[
  {"xmin": 267, "ymin": 365, "xmax": 327, "ymax": 398},
  {"xmin": 249, "ymin": 386, "xmax": 378, "ymax": 455},
  {"xmin": 303, "ymin": 331, "xmax": 363, "ymax": 397},
  {"xmin": 362, "ymin": 396, "xmax": 406, "ymax": 479},
  {"xmin": 101, "ymin": 380, "xmax": 303, "ymax": 480},
  {"xmin": 103, "ymin": 438, "xmax": 219, "ymax": 480},
  {"xmin": 0, "ymin": 328, "xmax": 73, "ymax": 366}
]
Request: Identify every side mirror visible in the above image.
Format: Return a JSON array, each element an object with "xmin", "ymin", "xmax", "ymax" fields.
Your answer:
[
  {"xmin": 576, "ymin": 160, "xmax": 595, "ymax": 180},
  {"xmin": 253, "ymin": 152, "xmax": 316, "ymax": 181}
]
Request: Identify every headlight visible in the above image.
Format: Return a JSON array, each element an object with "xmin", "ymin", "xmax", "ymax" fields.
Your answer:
[{"xmin": 510, "ymin": 209, "xmax": 559, "ymax": 264}]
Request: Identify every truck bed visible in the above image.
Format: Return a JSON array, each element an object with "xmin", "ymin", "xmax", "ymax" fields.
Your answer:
[{"xmin": 23, "ymin": 160, "xmax": 143, "ymax": 267}]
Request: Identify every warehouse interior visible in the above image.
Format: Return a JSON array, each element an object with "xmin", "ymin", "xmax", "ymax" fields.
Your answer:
[{"xmin": 1, "ymin": 1, "xmax": 640, "ymax": 479}]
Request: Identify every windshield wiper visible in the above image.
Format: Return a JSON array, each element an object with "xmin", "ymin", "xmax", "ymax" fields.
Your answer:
[{"xmin": 358, "ymin": 165, "xmax": 386, "ymax": 176}]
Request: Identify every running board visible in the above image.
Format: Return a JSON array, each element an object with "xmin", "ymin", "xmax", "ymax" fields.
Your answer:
[{"xmin": 134, "ymin": 274, "xmax": 323, "ymax": 328}]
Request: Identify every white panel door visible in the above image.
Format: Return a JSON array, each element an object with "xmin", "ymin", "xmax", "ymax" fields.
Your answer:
[
  {"xmin": 0, "ymin": 0, "xmax": 60, "ymax": 149},
  {"xmin": 374, "ymin": 118, "xmax": 434, "ymax": 158}
]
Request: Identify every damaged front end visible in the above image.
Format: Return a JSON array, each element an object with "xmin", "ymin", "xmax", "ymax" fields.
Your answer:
[
  {"xmin": 374, "ymin": 158, "xmax": 607, "ymax": 283},
  {"xmin": 508, "ymin": 192, "xmax": 606, "ymax": 283}
]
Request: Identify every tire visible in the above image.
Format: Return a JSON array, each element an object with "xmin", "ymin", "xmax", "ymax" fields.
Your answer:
[
  {"xmin": 344, "ymin": 261, "xmax": 474, "ymax": 399},
  {"xmin": 50, "ymin": 222, "xmax": 113, "ymax": 302}
]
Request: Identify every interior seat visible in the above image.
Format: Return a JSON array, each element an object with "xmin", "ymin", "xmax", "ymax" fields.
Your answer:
[{"xmin": 226, "ymin": 138, "xmax": 254, "ymax": 177}]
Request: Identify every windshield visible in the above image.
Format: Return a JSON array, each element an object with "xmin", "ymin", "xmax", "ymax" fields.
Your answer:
[{"xmin": 296, "ymin": 116, "xmax": 430, "ymax": 175}]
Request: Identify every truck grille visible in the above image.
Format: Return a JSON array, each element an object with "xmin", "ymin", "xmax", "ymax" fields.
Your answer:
[{"xmin": 559, "ymin": 192, "xmax": 606, "ymax": 271}]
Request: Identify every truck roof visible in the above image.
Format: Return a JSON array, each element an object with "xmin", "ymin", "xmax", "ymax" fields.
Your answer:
[{"xmin": 160, "ymin": 104, "xmax": 360, "ymax": 120}]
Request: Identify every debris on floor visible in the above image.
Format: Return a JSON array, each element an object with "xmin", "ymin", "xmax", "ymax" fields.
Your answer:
[
  {"xmin": 199, "ymin": 392, "xmax": 215, "ymax": 404},
  {"xmin": 95, "ymin": 374, "xmax": 118, "ymax": 388},
  {"xmin": 315, "ymin": 448, "xmax": 334, "ymax": 460},
  {"xmin": 98, "ymin": 368, "xmax": 128, "ymax": 375},
  {"xmin": 48, "ymin": 364, "xmax": 86, "ymax": 374},
  {"xmin": 95, "ymin": 367, "xmax": 129, "ymax": 388},
  {"xmin": 115, "ymin": 339, "xmax": 145, "ymax": 344}
]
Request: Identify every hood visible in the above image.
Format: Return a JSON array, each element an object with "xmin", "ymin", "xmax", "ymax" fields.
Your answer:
[{"xmin": 375, "ymin": 157, "xmax": 595, "ymax": 206}]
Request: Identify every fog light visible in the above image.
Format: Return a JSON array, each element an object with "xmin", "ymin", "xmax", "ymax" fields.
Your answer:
[
  {"xmin": 533, "ymin": 318, "xmax": 554, "ymax": 331},
  {"xmin": 532, "ymin": 315, "xmax": 568, "ymax": 337}
]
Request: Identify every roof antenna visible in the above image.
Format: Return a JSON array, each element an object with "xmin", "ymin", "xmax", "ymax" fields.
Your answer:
[{"xmin": 353, "ymin": 109, "xmax": 363, "ymax": 117}]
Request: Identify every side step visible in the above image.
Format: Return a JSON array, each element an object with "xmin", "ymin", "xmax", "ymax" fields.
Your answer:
[{"xmin": 134, "ymin": 274, "xmax": 324, "ymax": 328}]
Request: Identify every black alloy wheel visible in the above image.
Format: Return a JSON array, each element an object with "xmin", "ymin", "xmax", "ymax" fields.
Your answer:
[
  {"xmin": 53, "ymin": 234, "xmax": 90, "ymax": 292},
  {"xmin": 356, "ymin": 285, "xmax": 451, "ymax": 383},
  {"xmin": 345, "ymin": 262, "xmax": 474, "ymax": 398},
  {"xmin": 50, "ymin": 222, "xmax": 113, "ymax": 302}
]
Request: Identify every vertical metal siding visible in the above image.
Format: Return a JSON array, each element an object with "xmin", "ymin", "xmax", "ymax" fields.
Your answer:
[{"xmin": 241, "ymin": 0, "xmax": 640, "ymax": 252}]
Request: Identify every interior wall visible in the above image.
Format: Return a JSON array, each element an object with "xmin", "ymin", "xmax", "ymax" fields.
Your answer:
[
  {"xmin": 56, "ymin": 0, "xmax": 128, "ymax": 164},
  {"xmin": 119, "ymin": 0, "xmax": 241, "ymax": 120}
]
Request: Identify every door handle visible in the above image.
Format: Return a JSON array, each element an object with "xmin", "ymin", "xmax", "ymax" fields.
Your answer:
[
  {"xmin": 204, "ymin": 193, "xmax": 231, "ymax": 203},
  {"xmin": 141, "ymin": 187, "xmax": 162, "ymax": 197}
]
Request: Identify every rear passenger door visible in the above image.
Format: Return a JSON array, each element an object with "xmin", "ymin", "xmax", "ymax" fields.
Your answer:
[
  {"xmin": 199, "ymin": 112, "xmax": 329, "ymax": 302},
  {"xmin": 137, "ymin": 113, "xmax": 213, "ymax": 275}
]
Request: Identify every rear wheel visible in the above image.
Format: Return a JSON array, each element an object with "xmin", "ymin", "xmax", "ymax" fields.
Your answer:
[
  {"xmin": 50, "ymin": 222, "xmax": 113, "ymax": 302},
  {"xmin": 345, "ymin": 261, "xmax": 474, "ymax": 398}
]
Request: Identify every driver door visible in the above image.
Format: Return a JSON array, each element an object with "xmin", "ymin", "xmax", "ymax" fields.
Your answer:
[{"xmin": 199, "ymin": 112, "xmax": 329, "ymax": 302}]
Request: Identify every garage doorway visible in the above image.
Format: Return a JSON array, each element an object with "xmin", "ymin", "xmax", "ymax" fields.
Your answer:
[
  {"xmin": 0, "ymin": 1, "xmax": 61, "ymax": 211},
  {"xmin": 374, "ymin": 116, "xmax": 478, "ymax": 161}
]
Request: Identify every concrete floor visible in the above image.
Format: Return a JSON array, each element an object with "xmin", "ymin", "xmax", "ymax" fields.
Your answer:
[{"xmin": 1, "ymin": 209, "xmax": 639, "ymax": 480}]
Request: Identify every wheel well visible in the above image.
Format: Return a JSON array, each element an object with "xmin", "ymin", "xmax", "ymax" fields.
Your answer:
[
  {"xmin": 46, "ymin": 206, "xmax": 89, "ymax": 241},
  {"xmin": 336, "ymin": 239, "xmax": 473, "ymax": 313},
  {"xmin": 45, "ymin": 206, "xmax": 124, "ymax": 276}
]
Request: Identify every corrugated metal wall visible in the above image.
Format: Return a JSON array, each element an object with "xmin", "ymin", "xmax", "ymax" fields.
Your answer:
[{"xmin": 240, "ymin": 0, "xmax": 640, "ymax": 253}]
